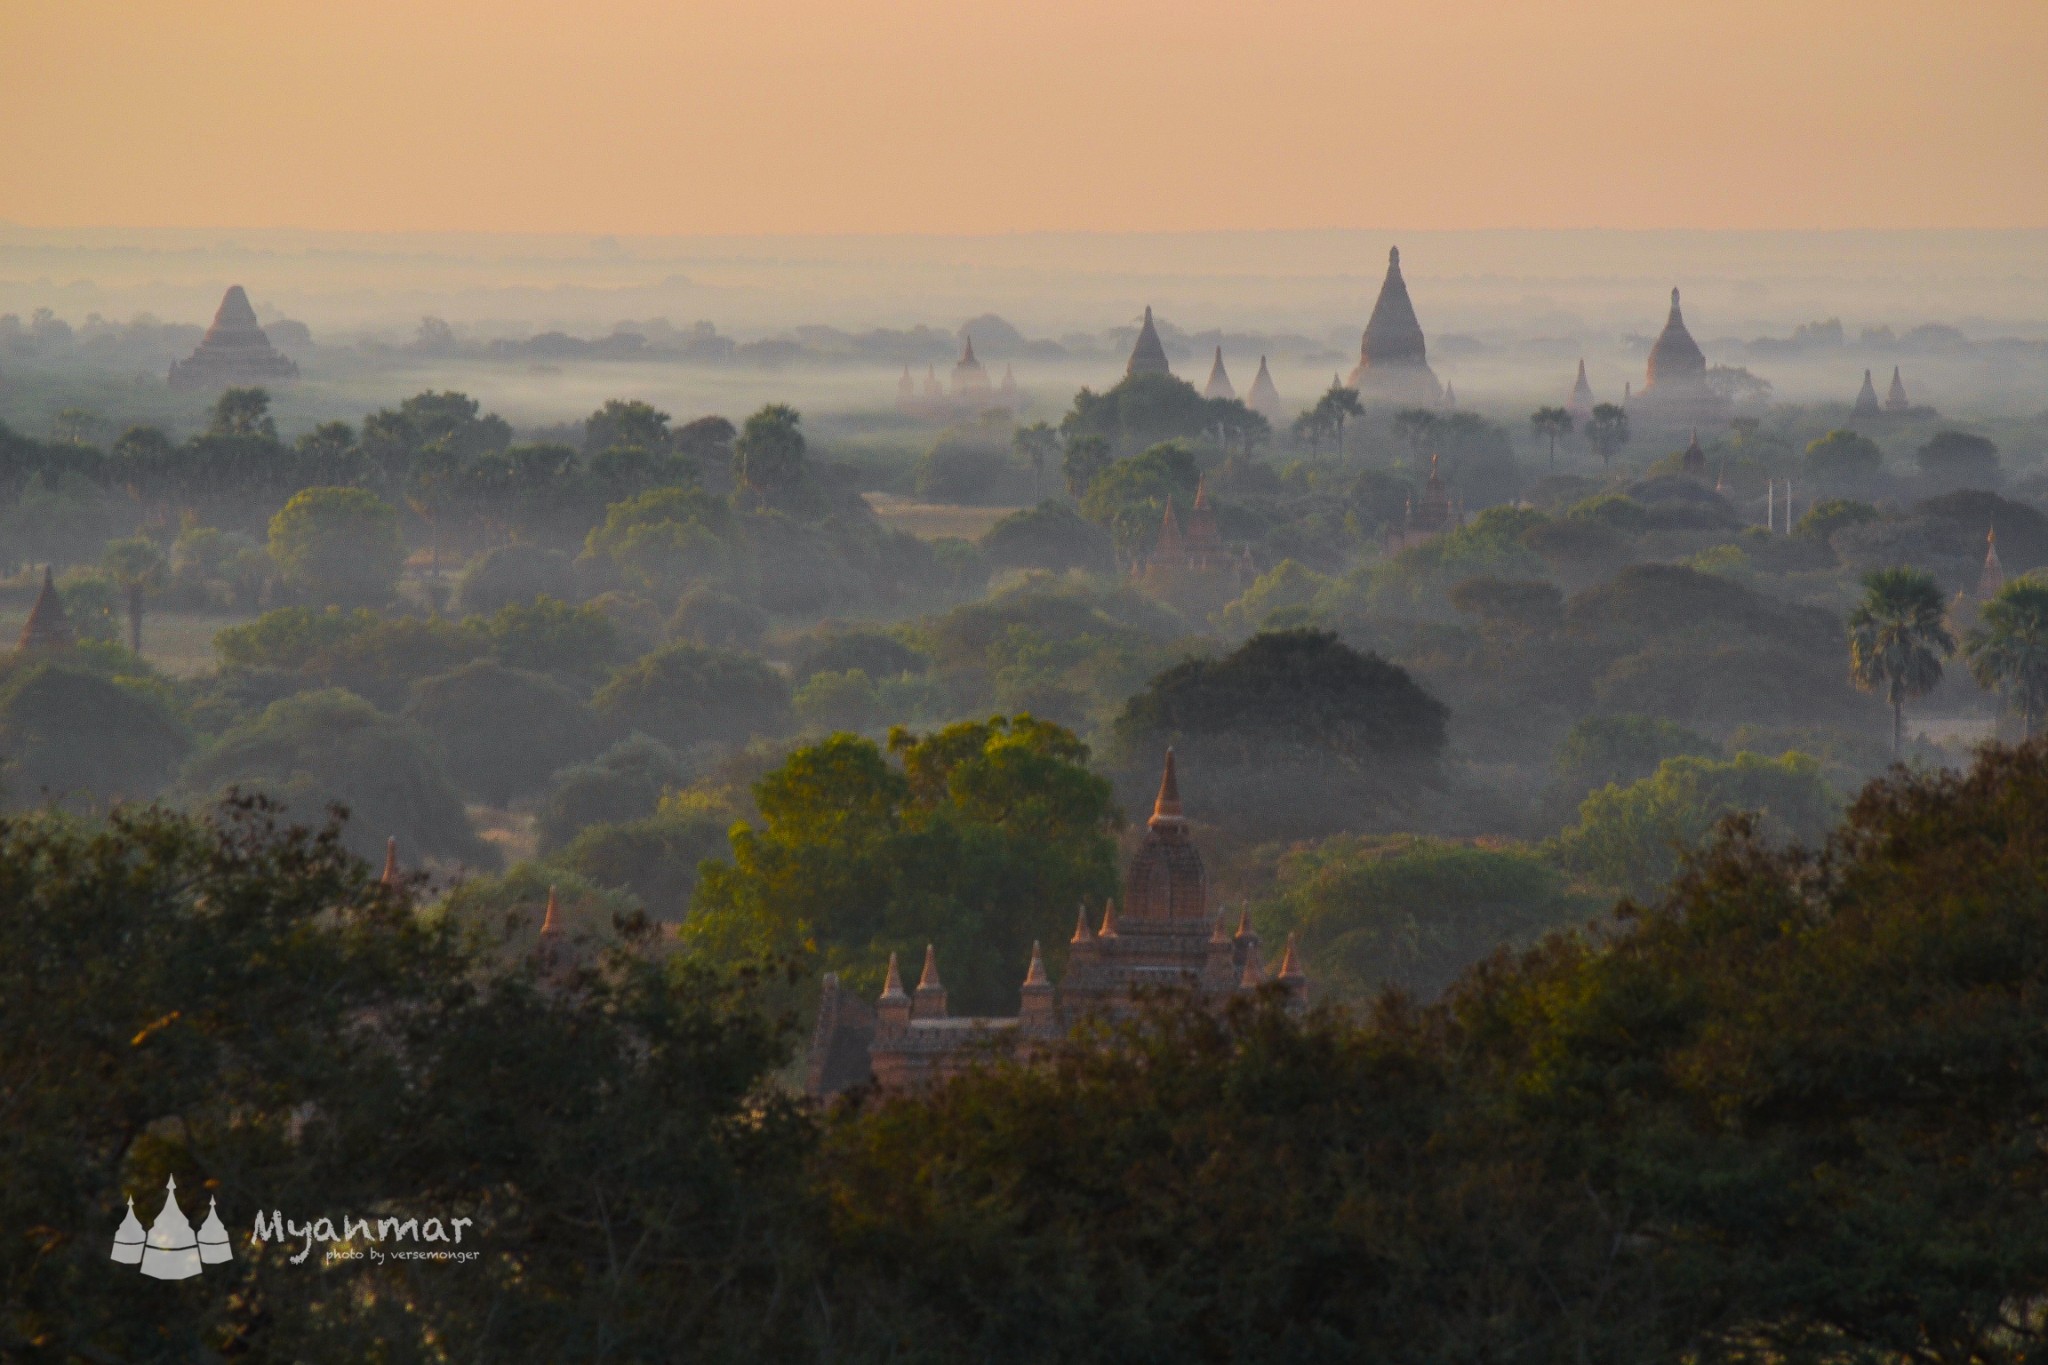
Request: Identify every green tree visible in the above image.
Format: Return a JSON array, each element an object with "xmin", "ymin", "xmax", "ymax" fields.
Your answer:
[
  {"xmin": 1529, "ymin": 405, "xmax": 1573, "ymax": 470},
  {"xmin": 584, "ymin": 397, "xmax": 673, "ymax": 456},
  {"xmin": 404, "ymin": 661, "xmax": 601, "ymax": 804},
  {"xmin": 1848, "ymin": 565, "xmax": 1955, "ymax": 754},
  {"xmin": 0, "ymin": 661, "xmax": 189, "ymax": 808},
  {"xmin": 209, "ymin": 386, "xmax": 275, "ymax": 439},
  {"xmin": 590, "ymin": 642, "xmax": 793, "ymax": 751},
  {"xmin": 1078, "ymin": 441, "xmax": 1201, "ymax": 554},
  {"xmin": 1013, "ymin": 421, "xmax": 1060, "ymax": 496},
  {"xmin": 1916, "ymin": 429, "xmax": 2000, "ymax": 490},
  {"xmin": 1804, "ymin": 428, "xmax": 1883, "ymax": 487},
  {"xmin": 100, "ymin": 537, "xmax": 168, "ymax": 655},
  {"xmin": 1312, "ymin": 382, "xmax": 1364, "ymax": 457},
  {"xmin": 687, "ymin": 717, "xmax": 1120, "ymax": 1014},
  {"xmin": 1965, "ymin": 581, "xmax": 2048, "ymax": 737},
  {"xmin": 268, "ymin": 487, "xmax": 406, "ymax": 606},
  {"xmin": 1583, "ymin": 402, "xmax": 1630, "ymax": 466},
  {"xmin": 1553, "ymin": 749, "xmax": 1839, "ymax": 899},
  {"xmin": 1061, "ymin": 434, "xmax": 1112, "ymax": 499},
  {"xmin": 732, "ymin": 403, "xmax": 806, "ymax": 499}
]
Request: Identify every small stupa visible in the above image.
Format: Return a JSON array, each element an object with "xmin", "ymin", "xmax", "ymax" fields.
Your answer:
[
  {"xmin": 167, "ymin": 286, "xmax": 299, "ymax": 391},
  {"xmin": 1126, "ymin": 306, "xmax": 1172, "ymax": 378},
  {"xmin": 1349, "ymin": 246, "xmax": 1441, "ymax": 405},
  {"xmin": 1567, "ymin": 358, "xmax": 1596, "ymax": 421},
  {"xmin": 139, "ymin": 1175, "xmax": 203, "ymax": 1280},
  {"xmin": 110, "ymin": 1197, "xmax": 146, "ymax": 1265},
  {"xmin": 951, "ymin": 335, "xmax": 991, "ymax": 399},
  {"xmin": 18, "ymin": 566, "xmax": 73, "ymax": 652},
  {"xmin": 1884, "ymin": 366, "xmax": 1911, "ymax": 414},
  {"xmin": 1246, "ymin": 356, "xmax": 1284, "ymax": 423},
  {"xmin": 197, "ymin": 1197, "xmax": 232, "ymax": 1264},
  {"xmin": 1853, "ymin": 369, "xmax": 1882, "ymax": 418},
  {"xmin": 1978, "ymin": 525, "xmax": 2005, "ymax": 600},
  {"xmin": 1203, "ymin": 347, "xmax": 1235, "ymax": 401}
]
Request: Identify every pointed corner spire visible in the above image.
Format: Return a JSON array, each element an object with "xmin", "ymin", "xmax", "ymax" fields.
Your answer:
[
  {"xmin": 917, "ymin": 943, "xmax": 942, "ymax": 991},
  {"xmin": 1671, "ymin": 286, "xmax": 1681, "ymax": 309},
  {"xmin": 1276, "ymin": 932, "xmax": 1304, "ymax": 979},
  {"xmin": 1389, "ymin": 245, "xmax": 1400, "ymax": 268},
  {"xmin": 962, "ymin": 335, "xmax": 977, "ymax": 363},
  {"xmin": 1023, "ymin": 940, "xmax": 1048, "ymax": 987},
  {"xmin": 1143, "ymin": 305, "xmax": 1153, "ymax": 323},
  {"xmin": 1098, "ymin": 899, "xmax": 1119, "ymax": 938},
  {"xmin": 1192, "ymin": 475, "xmax": 1209, "ymax": 510},
  {"xmin": 880, "ymin": 950, "xmax": 907, "ymax": 1001},
  {"xmin": 379, "ymin": 836, "xmax": 399, "ymax": 887},
  {"xmin": 1149, "ymin": 748, "xmax": 1184, "ymax": 825},
  {"xmin": 1071, "ymin": 903, "xmax": 1094, "ymax": 943},
  {"xmin": 540, "ymin": 885, "xmax": 560, "ymax": 935},
  {"xmin": 1234, "ymin": 906, "xmax": 1254, "ymax": 940},
  {"xmin": 166, "ymin": 1173, "xmax": 178, "ymax": 1192}
]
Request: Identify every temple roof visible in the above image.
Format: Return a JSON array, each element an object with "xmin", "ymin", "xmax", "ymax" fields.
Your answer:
[
  {"xmin": 1853, "ymin": 369, "xmax": 1881, "ymax": 417},
  {"xmin": 1980, "ymin": 525, "xmax": 2005, "ymax": 599},
  {"xmin": 168, "ymin": 285, "xmax": 298, "ymax": 391},
  {"xmin": 17, "ymin": 566, "xmax": 73, "ymax": 652},
  {"xmin": 1247, "ymin": 355, "xmax": 1283, "ymax": 418},
  {"xmin": 1569, "ymin": 358, "xmax": 1595, "ymax": 415},
  {"xmin": 1123, "ymin": 750, "xmax": 1207, "ymax": 923},
  {"xmin": 1203, "ymin": 347, "xmax": 1235, "ymax": 401},
  {"xmin": 1645, "ymin": 287, "xmax": 1707, "ymax": 388},
  {"xmin": 1359, "ymin": 246, "xmax": 1429, "ymax": 370},
  {"xmin": 1885, "ymin": 366, "xmax": 1911, "ymax": 413},
  {"xmin": 1127, "ymin": 306, "xmax": 1172, "ymax": 377}
]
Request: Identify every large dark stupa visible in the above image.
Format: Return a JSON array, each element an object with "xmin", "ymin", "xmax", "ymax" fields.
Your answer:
[
  {"xmin": 167, "ymin": 286, "xmax": 300, "ymax": 391},
  {"xmin": 1348, "ymin": 246, "xmax": 1442, "ymax": 405}
]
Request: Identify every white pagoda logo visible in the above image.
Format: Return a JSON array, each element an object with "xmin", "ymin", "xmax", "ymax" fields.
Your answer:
[{"xmin": 111, "ymin": 1175, "xmax": 231, "ymax": 1279}]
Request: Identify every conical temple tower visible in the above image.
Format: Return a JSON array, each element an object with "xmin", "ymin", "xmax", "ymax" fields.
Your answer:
[
  {"xmin": 1203, "ymin": 347, "xmax": 1235, "ymax": 401},
  {"xmin": 1853, "ymin": 369, "xmax": 1881, "ymax": 418},
  {"xmin": 139, "ymin": 1175, "xmax": 203, "ymax": 1280},
  {"xmin": 1567, "ymin": 358, "xmax": 1595, "ymax": 420},
  {"xmin": 1126, "ymin": 306, "xmax": 1171, "ymax": 378},
  {"xmin": 1978, "ymin": 525, "xmax": 2005, "ymax": 600},
  {"xmin": 1681, "ymin": 429, "xmax": 1706, "ymax": 473},
  {"xmin": 197, "ymin": 1197, "xmax": 232, "ymax": 1264},
  {"xmin": 1348, "ymin": 246, "xmax": 1441, "ymax": 405},
  {"xmin": 168, "ymin": 285, "xmax": 299, "ymax": 391},
  {"xmin": 110, "ymin": 1197, "xmax": 146, "ymax": 1265},
  {"xmin": 1247, "ymin": 355, "xmax": 1284, "ymax": 423},
  {"xmin": 17, "ymin": 565, "xmax": 73, "ymax": 652},
  {"xmin": 951, "ymin": 335, "xmax": 991, "ymax": 397},
  {"xmin": 1885, "ymin": 366, "xmax": 1911, "ymax": 413},
  {"xmin": 1645, "ymin": 287, "xmax": 1707, "ymax": 391}
]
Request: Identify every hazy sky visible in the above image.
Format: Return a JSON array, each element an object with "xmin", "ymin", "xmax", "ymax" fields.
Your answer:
[{"xmin": 4, "ymin": 0, "xmax": 2043, "ymax": 235}]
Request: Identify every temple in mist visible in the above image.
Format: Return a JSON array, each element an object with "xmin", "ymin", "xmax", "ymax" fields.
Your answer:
[
  {"xmin": 1386, "ymin": 453, "xmax": 1461, "ymax": 552},
  {"xmin": 898, "ymin": 339, "xmax": 1020, "ymax": 418},
  {"xmin": 1127, "ymin": 306, "xmax": 1172, "ymax": 377},
  {"xmin": 17, "ymin": 567, "xmax": 73, "ymax": 653},
  {"xmin": 1348, "ymin": 247, "xmax": 1442, "ymax": 406},
  {"xmin": 1566, "ymin": 359, "xmax": 1596, "ymax": 421},
  {"xmin": 1630, "ymin": 287, "xmax": 1722, "ymax": 426},
  {"xmin": 167, "ymin": 285, "xmax": 299, "ymax": 391},
  {"xmin": 1885, "ymin": 366, "xmax": 1912, "ymax": 413},
  {"xmin": 1203, "ymin": 348, "xmax": 1235, "ymax": 401},
  {"xmin": 1246, "ymin": 356, "xmax": 1285, "ymax": 423},
  {"xmin": 806, "ymin": 752, "xmax": 1305, "ymax": 1097}
]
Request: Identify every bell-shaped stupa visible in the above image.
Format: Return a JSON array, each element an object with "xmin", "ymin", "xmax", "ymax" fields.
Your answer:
[
  {"xmin": 1203, "ymin": 347, "xmax": 1235, "ymax": 401},
  {"xmin": 139, "ymin": 1175, "xmax": 204, "ymax": 1280},
  {"xmin": 1348, "ymin": 247, "xmax": 1441, "ymax": 405},
  {"xmin": 1246, "ymin": 355, "xmax": 1284, "ymax": 423},
  {"xmin": 1635, "ymin": 287, "xmax": 1721, "ymax": 424},
  {"xmin": 197, "ymin": 1196, "xmax": 233, "ymax": 1265},
  {"xmin": 951, "ymin": 335, "xmax": 991, "ymax": 398},
  {"xmin": 1567, "ymin": 358, "xmax": 1596, "ymax": 421},
  {"xmin": 110, "ymin": 1196, "xmax": 146, "ymax": 1265},
  {"xmin": 1126, "ymin": 306, "xmax": 1171, "ymax": 378},
  {"xmin": 167, "ymin": 286, "xmax": 299, "ymax": 391},
  {"xmin": 1884, "ymin": 366, "xmax": 1911, "ymax": 414},
  {"xmin": 1852, "ymin": 369, "xmax": 1882, "ymax": 418}
]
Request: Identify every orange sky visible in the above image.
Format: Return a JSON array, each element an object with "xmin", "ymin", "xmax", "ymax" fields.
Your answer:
[{"xmin": 3, "ymin": 0, "xmax": 2043, "ymax": 235}]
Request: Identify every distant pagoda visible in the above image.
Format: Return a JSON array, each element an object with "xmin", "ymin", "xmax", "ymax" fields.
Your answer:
[
  {"xmin": 1348, "ymin": 246, "xmax": 1441, "ymax": 406},
  {"xmin": 1126, "ymin": 306, "xmax": 1172, "ymax": 377},
  {"xmin": 17, "ymin": 566, "xmax": 73, "ymax": 652},
  {"xmin": 1681, "ymin": 429, "xmax": 1706, "ymax": 474},
  {"xmin": 1203, "ymin": 347, "xmax": 1235, "ymax": 401},
  {"xmin": 1567, "ymin": 358, "xmax": 1596, "ymax": 421},
  {"xmin": 951, "ymin": 335, "xmax": 992, "ymax": 399},
  {"xmin": 1246, "ymin": 355, "xmax": 1285, "ymax": 423},
  {"xmin": 167, "ymin": 286, "xmax": 299, "ymax": 391},
  {"xmin": 1979, "ymin": 525, "xmax": 2005, "ymax": 600},
  {"xmin": 1884, "ymin": 366, "xmax": 1912, "ymax": 414},
  {"xmin": 1853, "ymin": 369, "xmax": 1882, "ymax": 418},
  {"xmin": 1633, "ymin": 286, "xmax": 1721, "ymax": 424}
]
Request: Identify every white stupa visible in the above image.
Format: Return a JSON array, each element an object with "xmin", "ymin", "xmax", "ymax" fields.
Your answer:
[
  {"xmin": 197, "ymin": 1196, "xmax": 232, "ymax": 1264},
  {"xmin": 139, "ymin": 1174, "xmax": 203, "ymax": 1280},
  {"xmin": 110, "ymin": 1197, "xmax": 146, "ymax": 1264}
]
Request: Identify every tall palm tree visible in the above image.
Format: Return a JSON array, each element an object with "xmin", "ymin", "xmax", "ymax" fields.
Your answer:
[
  {"xmin": 1530, "ymin": 407, "xmax": 1573, "ymax": 471},
  {"xmin": 1965, "ymin": 581, "xmax": 2048, "ymax": 738},
  {"xmin": 101, "ymin": 537, "xmax": 167, "ymax": 655},
  {"xmin": 1848, "ymin": 566, "xmax": 1956, "ymax": 756},
  {"xmin": 1584, "ymin": 404, "xmax": 1630, "ymax": 467}
]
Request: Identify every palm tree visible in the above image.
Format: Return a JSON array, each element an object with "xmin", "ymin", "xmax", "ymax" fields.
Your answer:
[
  {"xmin": 1311, "ymin": 382, "xmax": 1363, "ymax": 458},
  {"xmin": 1848, "ymin": 566, "xmax": 1956, "ymax": 755},
  {"xmin": 101, "ymin": 537, "xmax": 167, "ymax": 655},
  {"xmin": 1965, "ymin": 581, "xmax": 2048, "ymax": 738},
  {"xmin": 1530, "ymin": 407, "xmax": 1573, "ymax": 471},
  {"xmin": 1584, "ymin": 404, "xmax": 1630, "ymax": 467}
]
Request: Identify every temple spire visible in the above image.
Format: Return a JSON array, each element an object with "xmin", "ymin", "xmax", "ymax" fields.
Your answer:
[
  {"xmin": 1979, "ymin": 523, "xmax": 2005, "ymax": 599},
  {"xmin": 1150, "ymin": 749, "xmax": 1184, "ymax": 826},
  {"xmin": 1203, "ymin": 345, "xmax": 1235, "ymax": 401},
  {"xmin": 1276, "ymin": 933, "xmax": 1304, "ymax": 980},
  {"xmin": 913, "ymin": 943, "xmax": 948, "ymax": 1019},
  {"xmin": 379, "ymin": 836, "xmax": 399, "ymax": 887},
  {"xmin": 1853, "ymin": 368, "xmax": 1881, "ymax": 418},
  {"xmin": 1022, "ymin": 940, "xmax": 1049, "ymax": 987},
  {"xmin": 1126, "ymin": 305, "xmax": 1171, "ymax": 377},
  {"xmin": 1071, "ymin": 903, "xmax": 1094, "ymax": 943},
  {"xmin": 18, "ymin": 565, "xmax": 74, "ymax": 652},
  {"xmin": 539, "ymin": 885, "xmax": 560, "ymax": 936},
  {"xmin": 880, "ymin": 950, "xmax": 908, "ymax": 1001},
  {"xmin": 1885, "ymin": 366, "xmax": 1911, "ymax": 413},
  {"xmin": 1098, "ymin": 899, "xmax": 1120, "ymax": 938}
]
